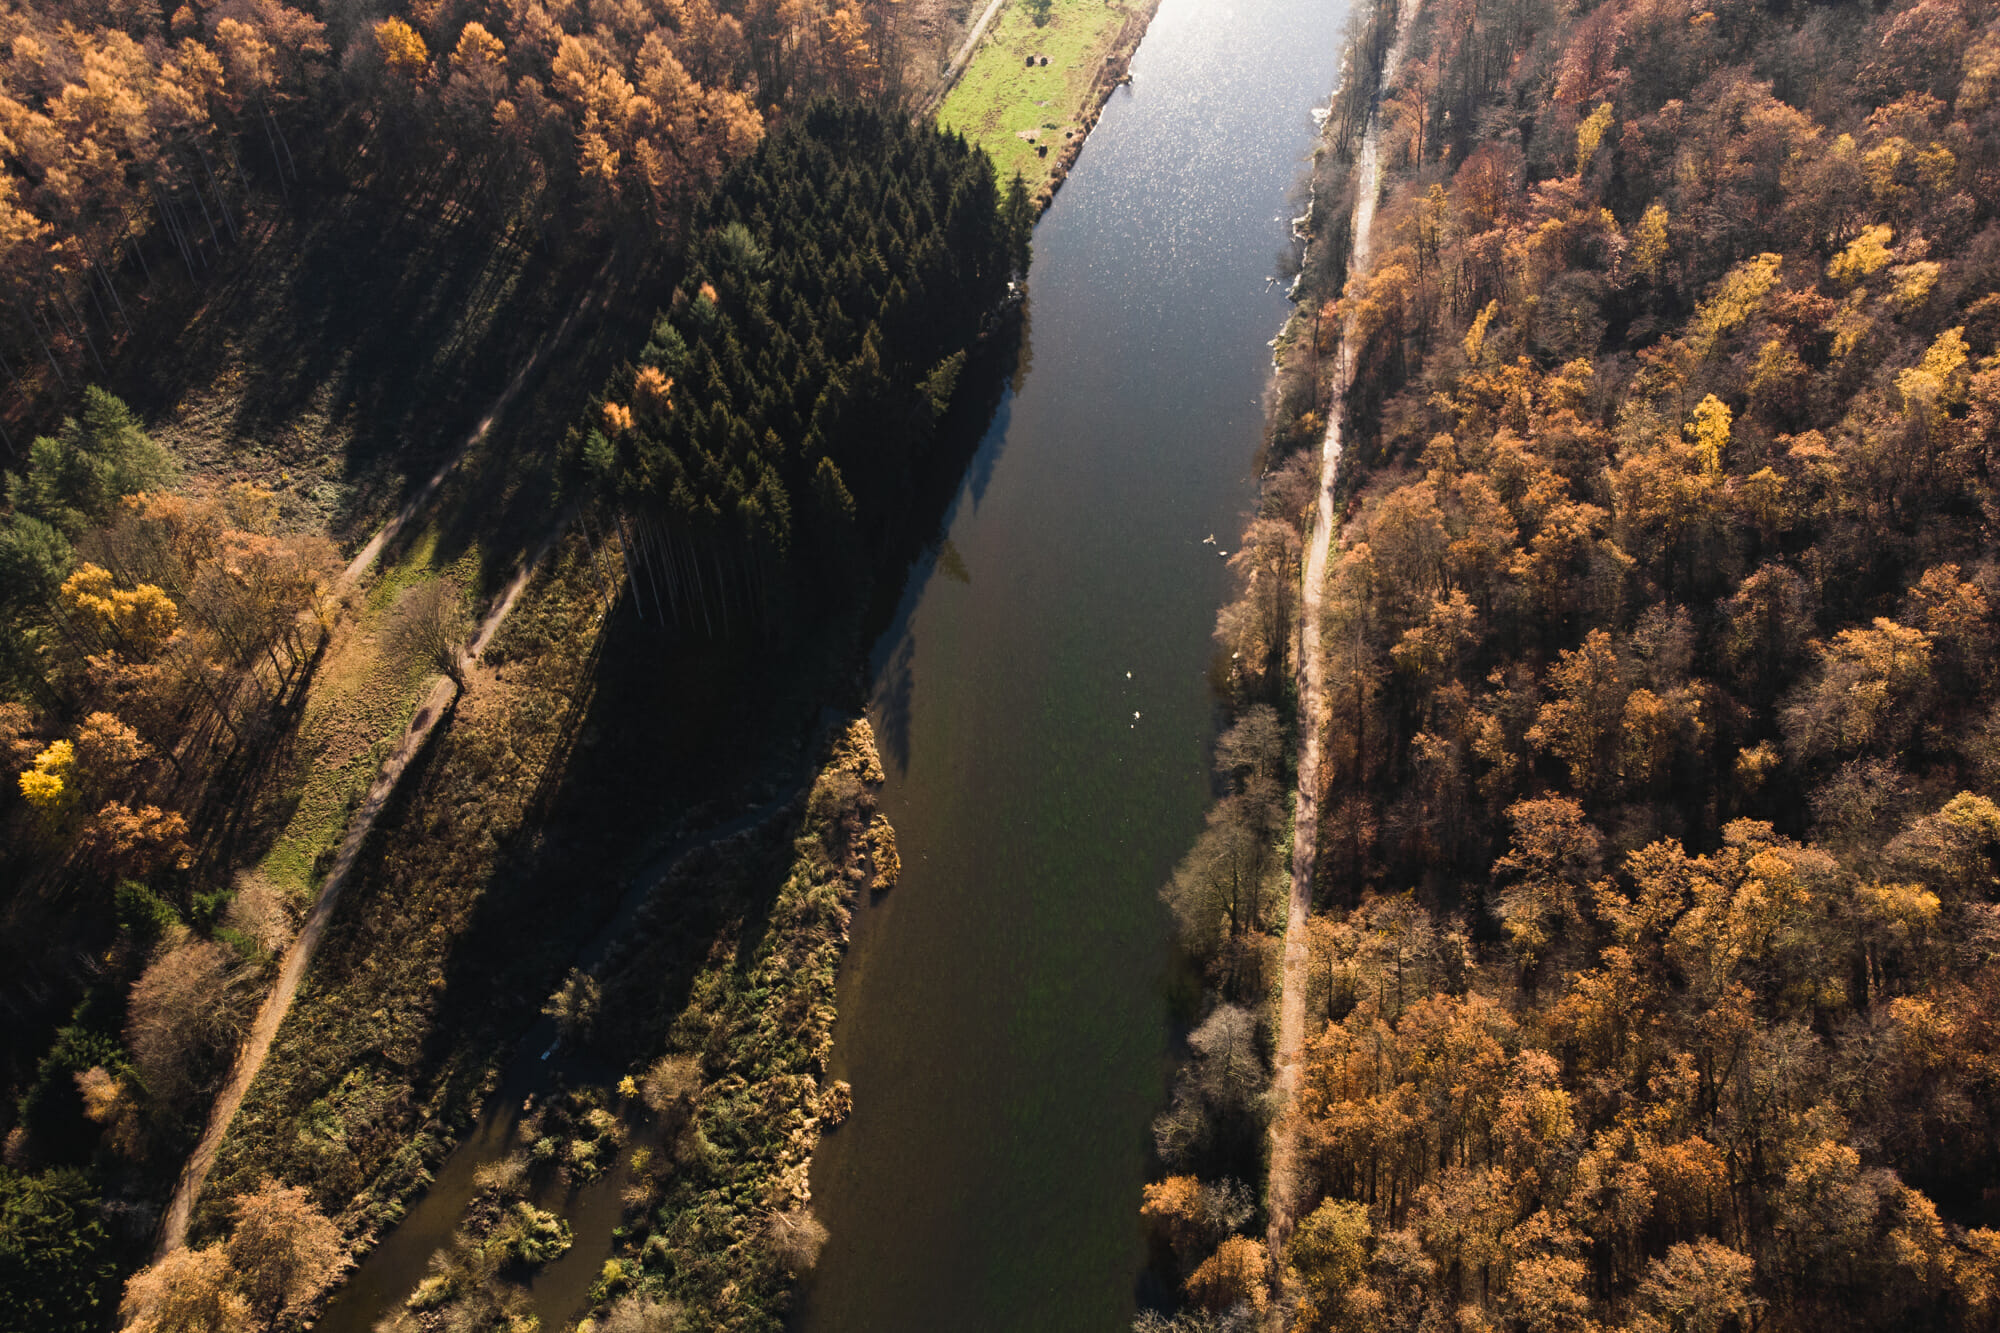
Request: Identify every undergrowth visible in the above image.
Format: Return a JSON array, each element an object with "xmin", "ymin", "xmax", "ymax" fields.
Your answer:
[
  {"xmin": 197, "ymin": 536, "xmax": 616, "ymax": 1242},
  {"xmin": 581, "ymin": 721, "xmax": 894, "ymax": 1332}
]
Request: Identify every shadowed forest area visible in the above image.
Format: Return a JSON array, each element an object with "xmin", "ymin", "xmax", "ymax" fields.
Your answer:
[
  {"xmin": 1144, "ymin": 0, "xmax": 2000, "ymax": 1326},
  {"xmin": 0, "ymin": 0, "xmax": 1028, "ymax": 1320}
]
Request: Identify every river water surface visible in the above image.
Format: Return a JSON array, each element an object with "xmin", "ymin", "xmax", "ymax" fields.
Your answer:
[{"xmin": 798, "ymin": 0, "xmax": 1348, "ymax": 1326}]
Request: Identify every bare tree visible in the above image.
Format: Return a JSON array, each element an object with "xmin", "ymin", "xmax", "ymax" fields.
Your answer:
[
  {"xmin": 127, "ymin": 936, "xmax": 254, "ymax": 1117},
  {"xmin": 766, "ymin": 1205, "xmax": 829, "ymax": 1274},
  {"xmin": 640, "ymin": 1053, "xmax": 702, "ymax": 1116},
  {"xmin": 599, "ymin": 1295, "xmax": 685, "ymax": 1333},
  {"xmin": 385, "ymin": 577, "xmax": 472, "ymax": 685},
  {"xmin": 226, "ymin": 1179, "xmax": 345, "ymax": 1327}
]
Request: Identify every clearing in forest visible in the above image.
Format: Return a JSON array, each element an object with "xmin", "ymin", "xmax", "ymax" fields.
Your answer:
[
  {"xmin": 252, "ymin": 532, "xmax": 474, "ymax": 900},
  {"xmin": 938, "ymin": 0, "xmax": 1139, "ymax": 192}
]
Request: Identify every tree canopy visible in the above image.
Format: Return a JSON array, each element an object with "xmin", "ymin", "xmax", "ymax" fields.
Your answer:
[
  {"xmin": 577, "ymin": 101, "xmax": 1025, "ymax": 631},
  {"xmin": 1155, "ymin": 0, "xmax": 2000, "ymax": 1324}
]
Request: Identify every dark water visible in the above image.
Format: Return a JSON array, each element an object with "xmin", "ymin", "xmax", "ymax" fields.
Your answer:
[
  {"xmin": 312, "ymin": 804, "xmax": 791, "ymax": 1333},
  {"xmin": 797, "ymin": 0, "xmax": 1349, "ymax": 1326}
]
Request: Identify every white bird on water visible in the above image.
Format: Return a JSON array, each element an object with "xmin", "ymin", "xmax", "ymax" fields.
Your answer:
[{"xmin": 1202, "ymin": 533, "xmax": 1216, "ymax": 544}]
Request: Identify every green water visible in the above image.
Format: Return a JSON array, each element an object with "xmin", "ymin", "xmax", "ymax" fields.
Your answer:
[{"xmin": 799, "ymin": 0, "xmax": 1350, "ymax": 1325}]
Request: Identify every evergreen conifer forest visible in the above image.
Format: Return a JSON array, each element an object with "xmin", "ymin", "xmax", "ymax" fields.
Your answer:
[{"xmin": 576, "ymin": 102, "xmax": 1030, "ymax": 631}]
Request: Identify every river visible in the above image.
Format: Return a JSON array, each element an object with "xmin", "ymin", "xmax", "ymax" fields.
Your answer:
[{"xmin": 797, "ymin": 0, "xmax": 1349, "ymax": 1325}]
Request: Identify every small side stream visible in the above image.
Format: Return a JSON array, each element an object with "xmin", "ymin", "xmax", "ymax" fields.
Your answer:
[{"xmin": 313, "ymin": 797, "xmax": 791, "ymax": 1333}]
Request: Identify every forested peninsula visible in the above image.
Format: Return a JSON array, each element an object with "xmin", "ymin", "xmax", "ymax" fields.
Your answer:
[{"xmin": 1145, "ymin": 0, "xmax": 2000, "ymax": 1327}]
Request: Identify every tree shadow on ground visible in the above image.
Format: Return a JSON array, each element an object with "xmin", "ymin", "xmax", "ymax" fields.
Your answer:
[{"xmin": 81, "ymin": 187, "xmax": 595, "ymax": 548}]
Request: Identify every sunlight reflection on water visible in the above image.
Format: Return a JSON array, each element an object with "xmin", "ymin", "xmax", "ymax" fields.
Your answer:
[{"xmin": 795, "ymin": 0, "xmax": 1350, "ymax": 1328}]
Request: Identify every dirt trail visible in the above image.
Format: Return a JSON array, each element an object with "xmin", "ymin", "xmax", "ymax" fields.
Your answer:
[
  {"xmin": 921, "ymin": 0, "xmax": 1010, "ymax": 115},
  {"xmin": 344, "ymin": 263, "xmax": 609, "ymax": 586},
  {"xmin": 155, "ymin": 672, "xmax": 457, "ymax": 1256},
  {"xmin": 156, "ymin": 278, "xmax": 605, "ymax": 1258},
  {"xmin": 1265, "ymin": 0, "xmax": 1419, "ymax": 1274}
]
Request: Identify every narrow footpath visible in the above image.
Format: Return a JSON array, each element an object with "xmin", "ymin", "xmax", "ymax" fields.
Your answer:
[
  {"xmin": 1265, "ymin": 0, "xmax": 1419, "ymax": 1272},
  {"xmin": 156, "ymin": 279, "xmax": 605, "ymax": 1257},
  {"xmin": 922, "ymin": 0, "xmax": 1011, "ymax": 116},
  {"xmin": 343, "ymin": 263, "xmax": 611, "ymax": 586}
]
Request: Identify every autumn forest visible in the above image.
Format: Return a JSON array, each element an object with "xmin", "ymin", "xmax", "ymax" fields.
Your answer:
[
  {"xmin": 1147, "ymin": 0, "xmax": 2000, "ymax": 1325},
  {"xmin": 8, "ymin": 0, "xmax": 2000, "ymax": 1323}
]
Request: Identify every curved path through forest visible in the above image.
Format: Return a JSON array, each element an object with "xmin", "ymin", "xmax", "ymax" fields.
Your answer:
[
  {"xmin": 1266, "ymin": 0, "xmax": 1418, "ymax": 1275},
  {"xmin": 157, "ymin": 273, "xmax": 606, "ymax": 1258}
]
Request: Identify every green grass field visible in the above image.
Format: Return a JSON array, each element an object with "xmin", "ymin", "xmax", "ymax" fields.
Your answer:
[
  {"xmin": 938, "ymin": 0, "xmax": 1136, "ymax": 192},
  {"xmin": 254, "ymin": 530, "xmax": 481, "ymax": 900}
]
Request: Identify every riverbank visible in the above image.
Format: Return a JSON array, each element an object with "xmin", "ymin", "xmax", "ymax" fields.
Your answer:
[
  {"xmin": 936, "ymin": 0, "xmax": 1160, "ymax": 206},
  {"xmin": 343, "ymin": 721, "xmax": 895, "ymax": 1333},
  {"xmin": 590, "ymin": 721, "xmax": 894, "ymax": 1328},
  {"xmin": 1130, "ymin": 0, "xmax": 1411, "ymax": 1321},
  {"xmin": 1265, "ymin": 0, "xmax": 1417, "ymax": 1287}
]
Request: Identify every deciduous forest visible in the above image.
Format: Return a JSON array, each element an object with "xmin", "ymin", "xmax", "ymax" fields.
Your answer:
[{"xmin": 1152, "ymin": 0, "xmax": 2000, "ymax": 1326}]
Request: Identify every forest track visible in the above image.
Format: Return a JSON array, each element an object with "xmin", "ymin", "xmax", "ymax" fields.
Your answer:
[
  {"xmin": 343, "ymin": 259, "xmax": 612, "ymax": 586},
  {"xmin": 921, "ymin": 0, "xmax": 1011, "ymax": 116},
  {"xmin": 156, "ymin": 274, "xmax": 607, "ymax": 1257},
  {"xmin": 1265, "ymin": 0, "xmax": 1418, "ymax": 1280}
]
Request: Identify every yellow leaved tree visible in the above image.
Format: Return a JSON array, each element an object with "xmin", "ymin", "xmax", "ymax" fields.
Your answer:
[
  {"xmin": 373, "ymin": 17, "xmax": 428, "ymax": 77},
  {"xmin": 18, "ymin": 739, "xmax": 75, "ymax": 813},
  {"xmin": 60, "ymin": 564, "xmax": 179, "ymax": 658}
]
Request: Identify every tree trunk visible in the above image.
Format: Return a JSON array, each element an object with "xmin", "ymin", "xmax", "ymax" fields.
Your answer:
[
  {"xmin": 611, "ymin": 512, "xmax": 647, "ymax": 622},
  {"xmin": 185, "ymin": 170, "xmax": 223, "ymax": 251},
  {"xmin": 27, "ymin": 309, "xmax": 65, "ymax": 386},
  {"xmin": 83, "ymin": 237, "xmax": 133, "ymax": 330},
  {"xmin": 265, "ymin": 102, "xmax": 299, "ymax": 182},
  {"xmin": 55, "ymin": 293, "xmax": 105, "ymax": 377},
  {"xmin": 259, "ymin": 107, "xmax": 290, "ymax": 204},
  {"xmin": 193, "ymin": 141, "xmax": 239, "ymax": 243},
  {"xmin": 221, "ymin": 134, "xmax": 253, "ymax": 218},
  {"xmin": 82, "ymin": 267, "xmax": 118, "ymax": 346},
  {"xmin": 155, "ymin": 187, "xmax": 199, "ymax": 279},
  {"xmin": 637, "ymin": 516, "xmax": 673, "ymax": 625},
  {"xmin": 686, "ymin": 527, "xmax": 715, "ymax": 636}
]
